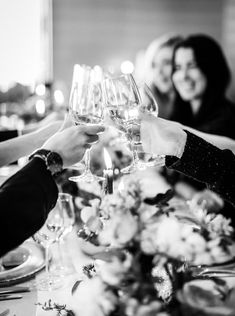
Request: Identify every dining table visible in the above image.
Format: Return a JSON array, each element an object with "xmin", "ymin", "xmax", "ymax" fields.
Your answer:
[
  {"xmin": 0, "ymin": 165, "xmax": 172, "ymax": 316},
  {"xmin": 1, "ymin": 165, "xmax": 235, "ymax": 315},
  {"xmin": 0, "ymin": 228, "xmax": 93, "ymax": 316}
]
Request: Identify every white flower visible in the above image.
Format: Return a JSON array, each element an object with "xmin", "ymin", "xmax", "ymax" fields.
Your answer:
[
  {"xmin": 208, "ymin": 214, "xmax": 233, "ymax": 237},
  {"xmin": 186, "ymin": 233, "xmax": 207, "ymax": 253},
  {"xmin": 97, "ymin": 252, "xmax": 132, "ymax": 286},
  {"xmin": 80, "ymin": 199, "xmax": 100, "ymax": 223},
  {"xmin": 99, "ymin": 212, "xmax": 138, "ymax": 247},
  {"xmin": 69, "ymin": 277, "xmax": 117, "ymax": 316}
]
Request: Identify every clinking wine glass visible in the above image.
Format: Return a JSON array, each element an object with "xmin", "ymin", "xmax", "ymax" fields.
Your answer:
[
  {"xmin": 103, "ymin": 73, "xmax": 142, "ymax": 173},
  {"xmin": 137, "ymin": 83, "xmax": 165, "ymax": 168},
  {"xmin": 103, "ymin": 74, "xmax": 163, "ymax": 173},
  {"xmin": 69, "ymin": 64, "xmax": 105, "ymax": 182},
  {"xmin": 33, "ymin": 204, "xmax": 64, "ymax": 291}
]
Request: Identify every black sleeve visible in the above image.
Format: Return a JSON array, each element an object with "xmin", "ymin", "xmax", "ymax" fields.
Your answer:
[
  {"xmin": 0, "ymin": 158, "xmax": 58, "ymax": 256},
  {"xmin": 165, "ymin": 131, "xmax": 235, "ymax": 207},
  {"xmin": 0, "ymin": 130, "xmax": 18, "ymax": 142}
]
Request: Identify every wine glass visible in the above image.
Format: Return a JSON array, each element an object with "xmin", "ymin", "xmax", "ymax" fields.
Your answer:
[
  {"xmin": 103, "ymin": 74, "xmax": 161, "ymax": 173},
  {"xmin": 33, "ymin": 204, "xmax": 64, "ymax": 291},
  {"xmin": 69, "ymin": 64, "xmax": 105, "ymax": 182},
  {"xmin": 52, "ymin": 193, "xmax": 76, "ymax": 276},
  {"xmin": 137, "ymin": 83, "xmax": 165, "ymax": 168}
]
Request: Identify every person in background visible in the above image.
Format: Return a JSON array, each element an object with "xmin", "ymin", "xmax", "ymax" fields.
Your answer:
[
  {"xmin": 142, "ymin": 34, "xmax": 182, "ymax": 119},
  {"xmin": 170, "ymin": 33, "xmax": 235, "ymax": 139},
  {"xmin": 0, "ymin": 123, "xmax": 104, "ymax": 256},
  {"xmin": 140, "ymin": 113, "xmax": 235, "ymax": 208},
  {"xmin": 162, "ymin": 34, "xmax": 235, "ymax": 218}
]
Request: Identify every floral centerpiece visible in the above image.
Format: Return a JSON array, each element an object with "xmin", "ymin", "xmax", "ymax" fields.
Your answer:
[{"xmin": 69, "ymin": 179, "xmax": 234, "ymax": 316}]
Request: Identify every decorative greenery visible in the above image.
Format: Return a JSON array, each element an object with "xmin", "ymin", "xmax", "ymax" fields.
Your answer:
[{"xmin": 36, "ymin": 299, "xmax": 75, "ymax": 316}]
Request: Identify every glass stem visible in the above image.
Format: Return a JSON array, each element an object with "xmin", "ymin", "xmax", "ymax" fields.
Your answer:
[
  {"xmin": 45, "ymin": 245, "xmax": 50, "ymax": 276},
  {"xmin": 84, "ymin": 148, "xmax": 91, "ymax": 173},
  {"xmin": 132, "ymin": 147, "xmax": 140, "ymax": 166},
  {"xmin": 57, "ymin": 239, "xmax": 64, "ymax": 268}
]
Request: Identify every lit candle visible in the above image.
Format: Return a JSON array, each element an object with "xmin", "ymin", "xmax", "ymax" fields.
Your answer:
[{"xmin": 103, "ymin": 148, "xmax": 113, "ymax": 194}]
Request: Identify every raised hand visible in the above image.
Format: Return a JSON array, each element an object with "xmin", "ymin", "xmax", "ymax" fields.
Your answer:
[
  {"xmin": 42, "ymin": 125, "xmax": 105, "ymax": 168},
  {"xmin": 140, "ymin": 113, "xmax": 187, "ymax": 158}
]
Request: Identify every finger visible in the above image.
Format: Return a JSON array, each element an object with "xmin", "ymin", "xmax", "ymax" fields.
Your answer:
[
  {"xmin": 82, "ymin": 125, "xmax": 105, "ymax": 135},
  {"xmin": 85, "ymin": 134, "xmax": 99, "ymax": 144}
]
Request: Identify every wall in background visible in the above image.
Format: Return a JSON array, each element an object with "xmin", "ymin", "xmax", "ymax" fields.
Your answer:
[
  {"xmin": 223, "ymin": 0, "xmax": 235, "ymax": 99},
  {"xmin": 0, "ymin": 0, "xmax": 42, "ymax": 88},
  {"xmin": 53, "ymin": 0, "xmax": 235, "ymax": 100}
]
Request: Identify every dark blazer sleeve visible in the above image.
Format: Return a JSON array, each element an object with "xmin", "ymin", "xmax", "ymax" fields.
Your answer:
[
  {"xmin": 165, "ymin": 131, "xmax": 235, "ymax": 207},
  {"xmin": 0, "ymin": 157, "xmax": 58, "ymax": 256}
]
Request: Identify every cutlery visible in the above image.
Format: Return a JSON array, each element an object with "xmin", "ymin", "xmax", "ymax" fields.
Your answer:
[
  {"xmin": 0, "ymin": 309, "xmax": 10, "ymax": 316},
  {"xmin": 0, "ymin": 286, "xmax": 30, "ymax": 295},
  {"xmin": 200, "ymin": 269, "xmax": 235, "ymax": 274},
  {"xmin": 0, "ymin": 294, "xmax": 22, "ymax": 301}
]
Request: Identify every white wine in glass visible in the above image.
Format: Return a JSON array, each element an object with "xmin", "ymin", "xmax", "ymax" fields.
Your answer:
[{"xmin": 103, "ymin": 74, "xmax": 147, "ymax": 173}]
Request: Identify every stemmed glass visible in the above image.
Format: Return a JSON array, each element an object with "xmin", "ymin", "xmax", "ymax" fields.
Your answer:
[
  {"xmin": 52, "ymin": 193, "xmax": 76, "ymax": 276},
  {"xmin": 137, "ymin": 83, "xmax": 165, "ymax": 168},
  {"xmin": 103, "ymin": 74, "xmax": 142, "ymax": 173},
  {"xmin": 33, "ymin": 201, "xmax": 64, "ymax": 291},
  {"xmin": 69, "ymin": 64, "xmax": 105, "ymax": 182},
  {"xmin": 103, "ymin": 74, "xmax": 164, "ymax": 173}
]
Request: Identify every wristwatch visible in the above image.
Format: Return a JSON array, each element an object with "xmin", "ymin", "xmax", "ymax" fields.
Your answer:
[{"xmin": 29, "ymin": 149, "xmax": 63, "ymax": 177}]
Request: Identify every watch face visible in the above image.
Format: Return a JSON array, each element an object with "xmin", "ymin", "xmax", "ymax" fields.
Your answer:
[{"xmin": 47, "ymin": 152, "xmax": 63, "ymax": 175}]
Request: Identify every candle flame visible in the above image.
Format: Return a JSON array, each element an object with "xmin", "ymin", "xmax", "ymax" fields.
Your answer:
[{"xmin": 103, "ymin": 148, "xmax": 112, "ymax": 169}]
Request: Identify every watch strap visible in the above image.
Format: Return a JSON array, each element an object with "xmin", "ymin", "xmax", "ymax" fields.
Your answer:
[{"xmin": 29, "ymin": 149, "xmax": 63, "ymax": 177}]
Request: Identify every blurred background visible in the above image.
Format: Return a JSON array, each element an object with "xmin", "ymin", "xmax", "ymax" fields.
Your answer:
[{"xmin": 0, "ymin": 0, "xmax": 235, "ymax": 115}]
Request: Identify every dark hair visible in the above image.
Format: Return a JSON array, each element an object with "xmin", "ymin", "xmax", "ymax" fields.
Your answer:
[{"xmin": 172, "ymin": 34, "xmax": 231, "ymax": 99}]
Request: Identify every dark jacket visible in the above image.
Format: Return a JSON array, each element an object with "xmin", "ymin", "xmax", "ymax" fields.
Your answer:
[
  {"xmin": 166, "ymin": 131, "xmax": 235, "ymax": 208},
  {"xmin": 170, "ymin": 97, "xmax": 235, "ymax": 140},
  {"xmin": 0, "ymin": 157, "xmax": 58, "ymax": 256}
]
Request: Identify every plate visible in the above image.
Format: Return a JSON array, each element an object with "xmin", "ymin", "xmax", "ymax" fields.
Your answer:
[{"xmin": 0, "ymin": 240, "xmax": 45, "ymax": 286}]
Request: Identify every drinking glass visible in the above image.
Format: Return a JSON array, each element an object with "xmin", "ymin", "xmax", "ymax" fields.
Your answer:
[
  {"xmin": 33, "ymin": 203, "xmax": 64, "ymax": 291},
  {"xmin": 52, "ymin": 193, "xmax": 76, "ymax": 276},
  {"xmin": 137, "ymin": 84, "xmax": 165, "ymax": 168},
  {"xmin": 103, "ymin": 74, "xmax": 163, "ymax": 173},
  {"xmin": 69, "ymin": 64, "xmax": 105, "ymax": 182}
]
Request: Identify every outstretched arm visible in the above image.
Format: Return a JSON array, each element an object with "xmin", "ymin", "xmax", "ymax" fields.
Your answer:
[
  {"xmin": 0, "ymin": 121, "xmax": 61, "ymax": 167},
  {"xmin": 182, "ymin": 125, "xmax": 235, "ymax": 154},
  {"xmin": 0, "ymin": 123, "xmax": 105, "ymax": 256},
  {"xmin": 140, "ymin": 114, "xmax": 235, "ymax": 207}
]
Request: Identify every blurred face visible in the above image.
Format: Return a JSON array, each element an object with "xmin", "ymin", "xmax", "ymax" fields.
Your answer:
[
  {"xmin": 151, "ymin": 46, "xmax": 174, "ymax": 94},
  {"xmin": 172, "ymin": 48, "xmax": 207, "ymax": 102}
]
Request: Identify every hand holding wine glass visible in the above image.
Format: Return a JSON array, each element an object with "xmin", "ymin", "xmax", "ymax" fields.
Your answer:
[
  {"xmin": 69, "ymin": 64, "xmax": 105, "ymax": 182},
  {"xmin": 103, "ymin": 74, "xmax": 164, "ymax": 173}
]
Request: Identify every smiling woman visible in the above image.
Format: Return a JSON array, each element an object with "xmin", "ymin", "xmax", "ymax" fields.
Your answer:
[
  {"xmin": 172, "ymin": 47, "xmax": 208, "ymax": 114},
  {"xmin": 170, "ymin": 34, "xmax": 235, "ymax": 140}
]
